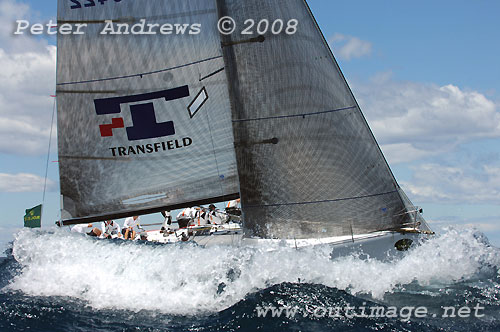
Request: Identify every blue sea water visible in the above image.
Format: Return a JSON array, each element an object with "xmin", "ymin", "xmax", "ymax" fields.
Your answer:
[{"xmin": 0, "ymin": 227, "xmax": 499, "ymax": 332}]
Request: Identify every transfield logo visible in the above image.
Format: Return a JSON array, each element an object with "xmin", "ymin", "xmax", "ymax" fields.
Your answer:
[
  {"xmin": 95, "ymin": 85, "xmax": 195, "ymax": 157},
  {"xmin": 95, "ymin": 86, "xmax": 189, "ymax": 141}
]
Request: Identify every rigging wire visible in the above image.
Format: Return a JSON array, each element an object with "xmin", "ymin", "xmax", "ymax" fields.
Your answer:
[{"xmin": 42, "ymin": 95, "xmax": 57, "ymax": 221}]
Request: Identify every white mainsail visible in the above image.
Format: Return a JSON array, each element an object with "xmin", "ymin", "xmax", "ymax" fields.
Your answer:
[{"xmin": 57, "ymin": 1, "xmax": 239, "ymax": 224}]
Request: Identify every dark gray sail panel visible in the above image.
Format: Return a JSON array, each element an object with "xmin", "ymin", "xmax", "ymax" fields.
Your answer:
[
  {"xmin": 218, "ymin": 0, "xmax": 412, "ymax": 239},
  {"xmin": 57, "ymin": 0, "xmax": 238, "ymax": 222}
]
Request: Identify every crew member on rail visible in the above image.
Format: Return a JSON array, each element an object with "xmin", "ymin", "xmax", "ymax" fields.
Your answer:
[
  {"xmin": 102, "ymin": 220, "xmax": 121, "ymax": 239},
  {"xmin": 71, "ymin": 223, "xmax": 92, "ymax": 234},
  {"xmin": 122, "ymin": 216, "xmax": 140, "ymax": 240},
  {"xmin": 161, "ymin": 210, "xmax": 172, "ymax": 233},
  {"xmin": 207, "ymin": 204, "xmax": 226, "ymax": 225},
  {"xmin": 176, "ymin": 207, "xmax": 196, "ymax": 229},
  {"xmin": 225, "ymin": 198, "xmax": 241, "ymax": 216},
  {"xmin": 87, "ymin": 223, "xmax": 104, "ymax": 237}
]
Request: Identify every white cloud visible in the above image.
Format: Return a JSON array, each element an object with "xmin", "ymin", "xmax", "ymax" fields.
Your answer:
[
  {"xmin": 0, "ymin": 172, "xmax": 56, "ymax": 192},
  {"xmin": 353, "ymin": 73, "xmax": 500, "ymax": 163},
  {"xmin": 379, "ymin": 143, "xmax": 437, "ymax": 164},
  {"xmin": 463, "ymin": 223, "xmax": 500, "ymax": 232},
  {"xmin": 328, "ymin": 33, "xmax": 372, "ymax": 60},
  {"xmin": 0, "ymin": 0, "xmax": 56, "ymax": 156},
  {"xmin": 401, "ymin": 163, "xmax": 500, "ymax": 205}
]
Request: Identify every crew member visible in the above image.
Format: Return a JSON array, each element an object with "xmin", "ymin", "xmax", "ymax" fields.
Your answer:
[
  {"xmin": 102, "ymin": 220, "xmax": 121, "ymax": 239},
  {"xmin": 207, "ymin": 204, "xmax": 226, "ymax": 225},
  {"xmin": 122, "ymin": 216, "xmax": 140, "ymax": 240},
  {"xmin": 87, "ymin": 223, "xmax": 104, "ymax": 237},
  {"xmin": 176, "ymin": 207, "xmax": 195, "ymax": 228},
  {"xmin": 225, "ymin": 198, "xmax": 241, "ymax": 216},
  {"xmin": 71, "ymin": 223, "xmax": 92, "ymax": 234},
  {"xmin": 161, "ymin": 210, "xmax": 172, "ymax": 232}
]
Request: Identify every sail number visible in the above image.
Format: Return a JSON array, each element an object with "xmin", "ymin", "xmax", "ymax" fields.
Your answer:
[
  {"xmin": 242, "ymin": 19, "xmax": 298, "ymax": 35},
  {"xmin": 70, "ymin": 0, "xmax": 123, "ymax": 9}
]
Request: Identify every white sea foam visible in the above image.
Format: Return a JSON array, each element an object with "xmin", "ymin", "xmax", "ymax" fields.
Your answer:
[{"xmin": 4, "ymin": 227, "xmax": 500, "ymax": 314}]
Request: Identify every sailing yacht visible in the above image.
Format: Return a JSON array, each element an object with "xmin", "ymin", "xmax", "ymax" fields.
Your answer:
[{"xmin": 56, "ymin": 0, "xmax": 431, "ymax": 256}]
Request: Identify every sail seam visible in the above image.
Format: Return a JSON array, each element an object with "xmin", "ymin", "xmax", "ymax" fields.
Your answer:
[
  {"xmin": 57, "ymin": 56, "xmax": 223, "ymax": 86},
  {"xmin": 244, "ymin": 190, "xmax": 398, "ymax": 208},
  {"xmin": 232, "ymin": 105, "xmax": 356, "ymax": 122}
]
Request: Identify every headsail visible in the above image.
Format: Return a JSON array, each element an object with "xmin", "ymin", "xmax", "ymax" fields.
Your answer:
[
  {"xmin": 57, "ymin": 1, "xmax": 238, "ymax": 224},
  {"xmin": 217, "ymin": 0, "xmax": 419, "ymax": 239}
]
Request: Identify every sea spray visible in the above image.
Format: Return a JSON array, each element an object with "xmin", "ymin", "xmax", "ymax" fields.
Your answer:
[{"xmin": 4, "ymin": 227, "xmax": 500, "ymax": 314}]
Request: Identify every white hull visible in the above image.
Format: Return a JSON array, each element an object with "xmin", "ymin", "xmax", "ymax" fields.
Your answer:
[
  {"xmin": 144, "ymin": 223, "xmax": 431, "ymax": 259},
  {"xmin": 144, "ymin": 223, "xmax": 242, "ymax": 245}
]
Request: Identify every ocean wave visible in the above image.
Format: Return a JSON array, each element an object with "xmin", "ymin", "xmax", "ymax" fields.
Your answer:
[{"xmin": 2, "ymin": 227, "xmax": 499, "ymax": 314}]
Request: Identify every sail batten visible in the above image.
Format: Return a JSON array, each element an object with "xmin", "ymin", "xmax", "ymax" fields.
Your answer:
[
  {"xmin": 232, "ymin": 105, "xmax": 357, "ymax": 123},
  {"xmin": 243, "ymin": 190, "xmax": 400, "ymax": 209},
  {"xmin": 57, "ymin": 56, "xmax": 224, "ymax": 86}
]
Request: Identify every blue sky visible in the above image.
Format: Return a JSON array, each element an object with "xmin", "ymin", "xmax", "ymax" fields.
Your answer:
[{"xmin": 0, "ymin": 0, "xmax": 499, "ymax": 253}]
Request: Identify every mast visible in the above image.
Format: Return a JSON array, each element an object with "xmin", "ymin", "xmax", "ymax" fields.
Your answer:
[{"xmin": 215, "ymin": 0, "xmax": 265, "ymax": 236}]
